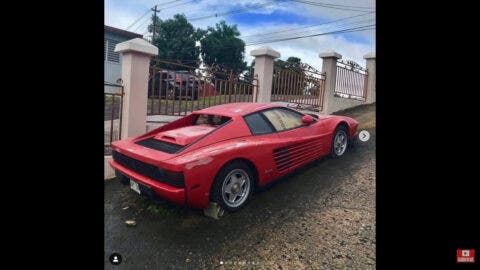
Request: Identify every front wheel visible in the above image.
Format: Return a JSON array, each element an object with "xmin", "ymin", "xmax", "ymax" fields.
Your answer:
[
  {"xmin": 330, "ymin": 125, "xmax": 349, "ymax": 158},
  {"xmin": 211, "ymin": 161, "xmax": 255, "ymax": 212}
]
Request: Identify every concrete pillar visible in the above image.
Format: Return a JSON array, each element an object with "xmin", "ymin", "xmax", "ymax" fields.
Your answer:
[
  {"xmin": 364, "ymin": 52, "xmax": 376, "ymax": 104},
  {"xmin": 250, "ymin": 47, "xmax": 280, "ymax": 103},
  {"xmin": 319, "ymin": 51, "xmax": 342, "ymax": 114},
  {"xmin": 115, "ymin": 38, "xmax": 158, "ymax": 139}
]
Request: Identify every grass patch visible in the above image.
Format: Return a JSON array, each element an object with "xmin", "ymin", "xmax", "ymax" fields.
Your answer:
[
  {"xmin": 146, "ymin": 203, "xmax": 181, "ymax": 217},
  {"xmin": 147, "ymin": 95, "xmax": 253, "ymax": 110}
]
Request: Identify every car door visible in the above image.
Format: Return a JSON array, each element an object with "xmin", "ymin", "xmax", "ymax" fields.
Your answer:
[
  {"xmin": 260, "ymin": 108, "xmax": 330, "ymax": 173},
  {"xmin": 242, "ymin": 111, "xmax": 282, "ymax": 184}
]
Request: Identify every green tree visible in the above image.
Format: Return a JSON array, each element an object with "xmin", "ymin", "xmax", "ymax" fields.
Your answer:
[
  {"xmin": 241, "ymin": 59, "xmax": 255, "ymax": 84},
  {"xmin": 274, "ymin": 56, "xmax": 302, "ymax": 72},
  {"xmin": 148, "ymin": 14, "xmax": 204, "ymax": 70},
  {"xmin": 200, "ymin": 21, "xmax": 247, "ymax": 78},
  {"xmin": 273, "ymin": 57, "xmax": 308, "ymax": 96}
]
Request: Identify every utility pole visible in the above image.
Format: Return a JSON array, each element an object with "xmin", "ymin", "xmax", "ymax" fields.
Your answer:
[{"xmin": 151, "ymin": 5, "xmax": 159, "ymax": 44}]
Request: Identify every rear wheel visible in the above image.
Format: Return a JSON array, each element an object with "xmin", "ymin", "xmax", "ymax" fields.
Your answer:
[
  {"xmin": 211, "ymin": 161, "xmax": 255, "ymax": 212},
  {"xmin": 330, "ymin": 125, "xmax": 349, "ymax": 158}
]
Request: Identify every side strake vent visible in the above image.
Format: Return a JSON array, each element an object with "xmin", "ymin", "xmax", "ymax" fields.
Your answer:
[{"xmin": 273, "ymin": 139, "xmax": 323, "ymax": 171}]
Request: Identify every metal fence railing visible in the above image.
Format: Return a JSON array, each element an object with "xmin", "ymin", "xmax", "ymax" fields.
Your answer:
[
  {"xmin": 148, "ymin": 59, "xmax": 257, "ymax": 116},
  {"xmin": 271, "ymin": 64, "xmax": 326, "ymax": 111},
  {"xmin": 104, "ymin": 83, "xmax": 124, "ymax": 155},
  {"xmin": 335, "ymin": 60, "xmax": 368, "ymax": 100}
]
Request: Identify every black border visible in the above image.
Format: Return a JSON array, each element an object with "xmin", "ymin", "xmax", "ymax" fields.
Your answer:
[{"xmin": 10, "ymin": 1, "xmax": 480, "ymax": 268}]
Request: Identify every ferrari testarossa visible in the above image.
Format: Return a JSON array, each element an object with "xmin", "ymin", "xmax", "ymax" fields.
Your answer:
[{"xmin": 109, "ymin": 102, "xmax": 359, "ymax": 211}]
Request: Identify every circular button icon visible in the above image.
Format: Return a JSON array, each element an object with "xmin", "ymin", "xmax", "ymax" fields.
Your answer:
[
  {"xmin": 358, "ymin": 130, "xmax": 370, "ymax": 142},
  {"xmin": 109, "ymin": 253, "xmax": 122, "ymax": 265}
]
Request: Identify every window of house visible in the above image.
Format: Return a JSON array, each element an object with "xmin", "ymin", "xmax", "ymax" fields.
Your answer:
[
  {"xmin": 262, "ymin": 108, "xmax": 304, "ymax": 131},
  {"xmin": 104, "ymin": 38, "xmax": 120, "ymax": 63}
]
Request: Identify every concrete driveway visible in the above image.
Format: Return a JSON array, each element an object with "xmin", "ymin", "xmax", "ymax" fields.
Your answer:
[{"xmin": 104, "ymin": 104, "xmax": 376, "ymax": 269}]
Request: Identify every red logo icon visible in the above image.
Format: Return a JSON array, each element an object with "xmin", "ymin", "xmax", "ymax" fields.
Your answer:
[{"xmin": 457, "ymin": 249, "xmax": 475, "ymax": 263}]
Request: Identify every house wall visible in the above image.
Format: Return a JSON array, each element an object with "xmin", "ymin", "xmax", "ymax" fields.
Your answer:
[{"xmin": 104, "ymin": 32, "xmax": 128, "ymax": 84}]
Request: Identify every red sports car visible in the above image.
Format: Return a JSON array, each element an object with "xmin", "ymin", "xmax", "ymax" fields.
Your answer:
[{"xmin": 109, "ymin": 103, "xmax": 359, "ymax": 211}]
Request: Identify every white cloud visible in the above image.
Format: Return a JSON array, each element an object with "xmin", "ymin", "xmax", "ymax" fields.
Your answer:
[
  {"xmin": 239, "ymin": 19, "xmax": 374, "ymax": 70},
  {"xmin": 245, "ymin": 33, "xmax": 374, "ymax": 71}
]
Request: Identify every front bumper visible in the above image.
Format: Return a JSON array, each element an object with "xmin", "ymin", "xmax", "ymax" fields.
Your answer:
[{"xmin": 109, "ymin": 160, "xmax": 186, "ymax": 206}]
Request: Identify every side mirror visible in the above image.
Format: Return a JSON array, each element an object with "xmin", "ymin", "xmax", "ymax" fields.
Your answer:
[{"xmin": 301, "ymin": 115, "xmax": 314, "ymax": 125}]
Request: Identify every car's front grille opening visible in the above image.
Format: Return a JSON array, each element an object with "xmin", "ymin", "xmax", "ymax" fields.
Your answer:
[
  {"xmin": 135, "ymin": 137, "xmax": 183, "ymax": 154},
  {"xmin": 112, "ymin": 150, "xmax": 185, "ymax": 188}
]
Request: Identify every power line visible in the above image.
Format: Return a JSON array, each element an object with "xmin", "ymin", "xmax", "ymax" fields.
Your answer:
[
  {"xmin": 125, "ymin": 0, "xmax": 195, "ymax": 33},
  {"xmin": 243, "ymin": 17, "xmax": 375, "ymax": 43},
  {"xmin": 125, "ymin": 8, "xmax": 152, "ymax": 30},
  {"xmin": 240, "ymin": 11, "xmax": 374, "ymax": 39},
  {"xmin": 187, "ymin": 0, "xmax": 287, "ymax": 21},
  {"xmin": 288, "ymin": 0, "xmax": 374, "ymax": 10},
  {"xmin": 288, "ymin": 0, "xmax": 375, "ymax": 12},
  {"xmin": 133, "ymin": 15, "xmax": 152, "ymax": 32},
  {"xmin": 160, "ymin": 0, "xmax": 197, "ymax": 10},
  {"xmin": 145, "ymin": 23, "xmax": 375, "ymax": 51},
  {"xmin": 124, "ymin": 0, "xmax": 187, "ymax": 31},
  {"xmin": 142, "ymin": 24, "xmax": 374, "ymax": 72},
  {"xmin": 159, "ymin": 0, "xmax": 185, "ymax": 5},
  {"xmin": 139, "ymin": 0, "xmax": 198, "ymax": 35},
  {"xmin": 245, "ymin": 24, "xmax": 375, "ymax": 46},
  {"xmin": 243, "ymin": 18, "xmax": 375, "ymax": 43}
]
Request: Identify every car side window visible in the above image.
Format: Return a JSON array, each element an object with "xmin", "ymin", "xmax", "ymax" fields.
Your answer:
[
  {"xmin": 243, "ymin": 113, "xmax": 275, "ymax": 135},
  {"xmin": 262, "ymin": 108, "xmax": 304, "ymax": 132}
]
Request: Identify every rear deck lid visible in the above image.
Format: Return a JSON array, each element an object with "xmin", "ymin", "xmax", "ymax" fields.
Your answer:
[{"xmin": 152, "ymin": 125, "xmax": 216, "ymax": 146}]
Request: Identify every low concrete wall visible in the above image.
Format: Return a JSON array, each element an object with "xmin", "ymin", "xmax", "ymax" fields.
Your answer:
[
  {"xmin": 323, "ymin": 96, "xmax": 372, "ymax": 114},
  {"xmin": 105, "ymin": 155, "xmax": 115, "ymax": 180}
]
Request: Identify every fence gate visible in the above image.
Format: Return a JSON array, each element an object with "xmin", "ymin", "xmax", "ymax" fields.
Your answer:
[
  {"xmin": 271, "ymin": 64, "xmax": 326, "ymax": 111},
  {"xmin": 104, "ymin": 82, "xmax": 124, "ymax": 155},
  {"xmin": 147, "ymin": 58, "xmax": 257, "ymax": 116},
  {"xmin": 335, "ymin": 60, "xmax": 368, "ymax": 100}
]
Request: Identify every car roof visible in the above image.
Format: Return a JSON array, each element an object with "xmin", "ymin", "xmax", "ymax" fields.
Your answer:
[{"xmin": 195, "ymin": 102, "xmax": 283, "ymax": 117}]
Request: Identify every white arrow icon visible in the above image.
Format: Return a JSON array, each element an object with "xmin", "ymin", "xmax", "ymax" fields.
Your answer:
[{"xmin": 359, "ymin": 130, "xmax": 370, "ymax": 142}]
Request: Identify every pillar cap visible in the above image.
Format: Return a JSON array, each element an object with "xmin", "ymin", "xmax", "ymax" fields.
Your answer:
[
  {"xmin": 115, "ymin": 38, "xmax": 158, "ymax": 56},
  {"xmin": 363, "ymin": 52, "xmax": 375, "ymax": 59},
  {"xmin": 319, "ymin": 51, "xmax": 342, "ymax": 59},
  {"xmin": 250, "ymin": 46, "xmax": 280, "ymax": 58}
]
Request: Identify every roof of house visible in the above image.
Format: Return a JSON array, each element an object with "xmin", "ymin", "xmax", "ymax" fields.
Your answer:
[{"xmin": 104, "ymin": 25, "xmax": 143, "ymax": 39}]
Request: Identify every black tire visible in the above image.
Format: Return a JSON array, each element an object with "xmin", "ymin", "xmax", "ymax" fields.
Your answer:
[
  {"xmin": 329, "ymin": 125, "xmax": 349, "ymax": 158},
  {"xmin": 210, "ymin": 160, "xmax": 255, "ymax": 212}
]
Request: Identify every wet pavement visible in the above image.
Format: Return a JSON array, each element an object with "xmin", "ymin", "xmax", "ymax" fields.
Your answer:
[{"xmin": 104, "ymin": 104, "xmax": 376, "ymax": 269}]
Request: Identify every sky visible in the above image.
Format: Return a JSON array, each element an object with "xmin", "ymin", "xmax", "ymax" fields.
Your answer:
[{"xmin": 105, "ymin": 0, "xmax": 375, "ymax": 71}]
